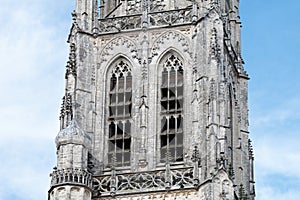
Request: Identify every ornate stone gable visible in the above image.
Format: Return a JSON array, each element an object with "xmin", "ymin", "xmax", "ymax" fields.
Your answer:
[
  {"xmin": 99, "ymin": 37, "xmax": 139, "ymax": 65},
  {"xmin": 211, "ymin": 169, "xmax": 234, "ymax": 199},
  {"xmin": 150, "ymin": 30, "xmax": 192, "ymax": 62}
]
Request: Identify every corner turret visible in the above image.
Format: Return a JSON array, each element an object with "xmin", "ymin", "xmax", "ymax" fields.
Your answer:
[{"xmin": 48, "ymin": 120, "xmax": 92, "ymax": 200}]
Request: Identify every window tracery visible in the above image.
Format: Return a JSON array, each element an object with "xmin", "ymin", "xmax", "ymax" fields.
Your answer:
[
  {"xmin": 108, "ymin": 60, "xmax": 132, "ymax": 167},
  {"xmin": 159, "ymin": 54, "xmax": 184, "ymax": 163},
  {"xmin": 127, "ymin": 0, "xmax": 142, "ymax": 14}
]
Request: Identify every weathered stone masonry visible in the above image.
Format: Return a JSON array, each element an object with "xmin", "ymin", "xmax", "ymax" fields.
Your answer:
[{"xmin": 49, "ymin": 1, "xmax": 255, "ymax": 199}]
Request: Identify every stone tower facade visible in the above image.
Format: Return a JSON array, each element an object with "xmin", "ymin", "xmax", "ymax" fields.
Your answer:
[{"xmin": 48, "ymin": 0, "xmax": 255, "ymax": 199}]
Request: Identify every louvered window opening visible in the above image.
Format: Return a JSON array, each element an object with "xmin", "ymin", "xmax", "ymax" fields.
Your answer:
[
  {"xmin": 160, "ymin": 55, "xmax": 184, "ymax": 163},
  {"xmin": 108, "ymin": 60, "xmax": 132, "ymax": 167}
]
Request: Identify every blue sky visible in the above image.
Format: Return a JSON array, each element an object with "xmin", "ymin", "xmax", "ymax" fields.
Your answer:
[
  {"xmin": 0, "ymin": 0, "xmax": 299, "ymax": 199},
  {"xmin": 241, "ymin": 0, "xmax": 300, "ymax": 199}
]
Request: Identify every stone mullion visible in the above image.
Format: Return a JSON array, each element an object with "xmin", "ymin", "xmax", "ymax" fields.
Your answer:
[
  {"xmin": 116, "ymin": 74, "xmax": 120, "ymax": 119},
  {"xmin": 122, "ymin": 75, "xmax": 126, "ymax": 119},
  {"xmin": 114, "ymin": 74, "xmax": 119, "ymax": 163},
  {"xmin": 167, "ymin": 68, "xmax": 170, "ymax": 115},
  {"xmin": 174, "ymin": 115, "xmax": 178, "ymax": 160},
  {"xmin": 174, "ymin": 67, "xmax": 178, "ymax": 161},
  {"xmin": 122, "ymin": 75, "xmax": 126, "ymax": 165},
  {"xmin": 167, "ymin": 68, "xmax": 171, "ymax": 158},
  {"xmin": 113, "ymin": 122, "xmax": 117, "ymax": 164},
  {"xmin": 175, "ymin": 66, "xmax": 178, "ymax": 113},
  {"xmin": 122, "ymin": 121, "xmax": 125, "ymax": 165}
]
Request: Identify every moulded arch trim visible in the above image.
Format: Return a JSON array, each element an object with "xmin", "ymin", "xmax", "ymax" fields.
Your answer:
[
  {"xmin": 98, "ymin": 52, "xmax": 140, "ymax": 89},
  {"xmin": 96, "ymin": 53, "xmax": 137, "ymax": 97},
  {"xmin": 156, "ymin": 48, "xmax": 186, "ymax": 71},
  {"xmin": 101, "ymin": 55, "xmax": 136, "ymax": 106},
  {"xmin": 99, "ymin": 36, "xmax": 138, "ymax": 54},
  {"xmin": 103, "ymin": 54, "xmax": 135, "ymax": 79},
  {"xmin": 99, "ymin": 54, "xmax": 135, "ymax": 110},
  {"xmin": 150, "ymin": 30, "xmax": 192, "ymax": 63},
  {"xmin": 99, "ymin": 36, "xmax": 139, "ymax": 67}
]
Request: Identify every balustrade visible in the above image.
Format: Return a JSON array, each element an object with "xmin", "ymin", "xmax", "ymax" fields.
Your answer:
[
  {"xmin": 50, "ymin": 168, "xmax": 93, "ymax": 188},
  {"xmin": 98, "ymin": 7, "xmax": 194, "ymax": 34},
  {"xmin": 92, "ymin": 166, "xmax": 199, "ymax": 197}
]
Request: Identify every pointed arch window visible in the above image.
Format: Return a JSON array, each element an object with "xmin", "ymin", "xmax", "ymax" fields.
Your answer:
[
  {"xmin": 160, "ymin": 54, "xmax": 184, "ymax": 163},
  {"xmin": 108, "ymin": 59, "xmax": 132, "ymax": 167}
]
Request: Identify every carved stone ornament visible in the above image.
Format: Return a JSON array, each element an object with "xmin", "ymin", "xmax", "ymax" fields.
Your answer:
[
  {"xmin": 127, "ymin": 0, "xmax": 142, "ymax": 14},
  {"xmin": 149, "ymin": 0, "xmax": 166, "ymax": 12},
  {"xmin": 92, "ymin": 167, "xmax": 195, "ymax": 197},
  {"xmin": 98, "ymin": 5, "xmax": 193, "ymax": 34},
  {"xmin": 99, "ymin": 37, "xmax": 139, "ymax": 65},
  {"xmin": 151, "ymin": 31, "xmax": 191, "ymax": 60},
  {"xmin": 50, "ymin": 168, "xmax": 92, "ymax": 188},
  {"xmin": 65, "ymin": 43, "xmax": 77, "ymax": 78},
  {"xmin": 148, "ymin": 7, "xmax": 193, "ymax": 27},
  {"xmin": 210, "ymin": 28, "xmax": 221, "ymax": 60},
  {"xmin": 59, "ymin": 93, "xmax": 73, "ymax": 124}
]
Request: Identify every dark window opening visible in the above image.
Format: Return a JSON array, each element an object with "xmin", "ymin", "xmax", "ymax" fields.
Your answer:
[
  {"xmin": 124, "ymin": 139, "xmax": 131, "ymax": 149},
  {"xmin": 161, "ymin": 117, "xmax": 167, "ymax": 133},
  {"xmin": 110, "ymin": 75, "xmax": 116, "ymax": 91},
  {"xmin": 161, "ymin": 101, "xmax": 168, "ymax": 112},
  {"xmin": 161, "ymin": 88, "xmax": 168, "ymax": 98},
  {"xmin": 109, "ymin": 122, "xmax": 115, "ymax": 138}
]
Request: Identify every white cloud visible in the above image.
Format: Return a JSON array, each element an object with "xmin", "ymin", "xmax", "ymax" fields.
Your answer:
[
  {"xmin": 0, "ymin": 1, "xmax": 72, "ymax": 200},
  {"xmin": 257, "ymin": 185, "xmax": 300, "ymax": 200},
  {"xmin": 254, "ymin": 137, "xmax": 300, "ymax": 177},
  {"xmin": 0, "ymin": 1, "xmax": 299, "ymax": 200},
  {"xmin": 250, "ymin": 95, "xmax": 300, "ymax": 129},
  {"xmin": 250, "ymin": 94, "xmax": 300, "ymax": 199},
  {"xmin": 0, "ymin": 139, "xmax": 56, "ymax": 200}
]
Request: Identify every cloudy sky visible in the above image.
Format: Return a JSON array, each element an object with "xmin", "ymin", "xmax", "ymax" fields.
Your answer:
[{"xmin": 0, "ymin": 0, "xmax": 299, "ymax": 199}]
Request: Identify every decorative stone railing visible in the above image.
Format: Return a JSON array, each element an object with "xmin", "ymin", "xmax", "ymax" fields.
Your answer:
[
  {"xmin": 92, "ymin": 166, "xmax": 199, "ymax": 197},
  {"xmin": 148, "ymin": 8, "xmax": 193, "ymax": 27},
  {"xmin": 98, "ymin": 7, "xmax": 194, "ymax": 34},
  {"xmin": 50, "ymin": 168, "xmax": 93, "ymax": 188},
  {"xmin": 99, "ymin": 14, "xmax": 142, "ymax": 33}
]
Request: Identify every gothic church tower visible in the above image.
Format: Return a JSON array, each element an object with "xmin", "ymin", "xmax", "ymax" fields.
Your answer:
[{"xmin": 49, "ymin": 0, "xmax": 255, "ymax": 199}]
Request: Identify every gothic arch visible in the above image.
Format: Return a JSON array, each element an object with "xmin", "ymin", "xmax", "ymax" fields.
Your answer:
[
  {"xmin": 103, "ymin": 54, "xmax": 137, "ymax": 77},
  {"xmin": 156, "ymin": 48, "xmax": 186, "ymax": 69},
  {"xmin": 97, "ymin": 37, "xmax": 140, "ymax": 99},
  {"xmin": 155, "ymin": 51, "xmax": 185, "ymax": 164},
  {"xmin": 105, "ymin": 57, "xmax": 133, "ymax": 167},
  {"xmin": 95, "ymin": 55, "xmax": 137, "ymax": 168}
]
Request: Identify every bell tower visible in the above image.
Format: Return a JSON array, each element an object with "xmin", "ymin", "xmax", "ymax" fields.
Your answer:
[{"xmin": 49, "ymin": 0, "xmax": 255, "ymax": 199}]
